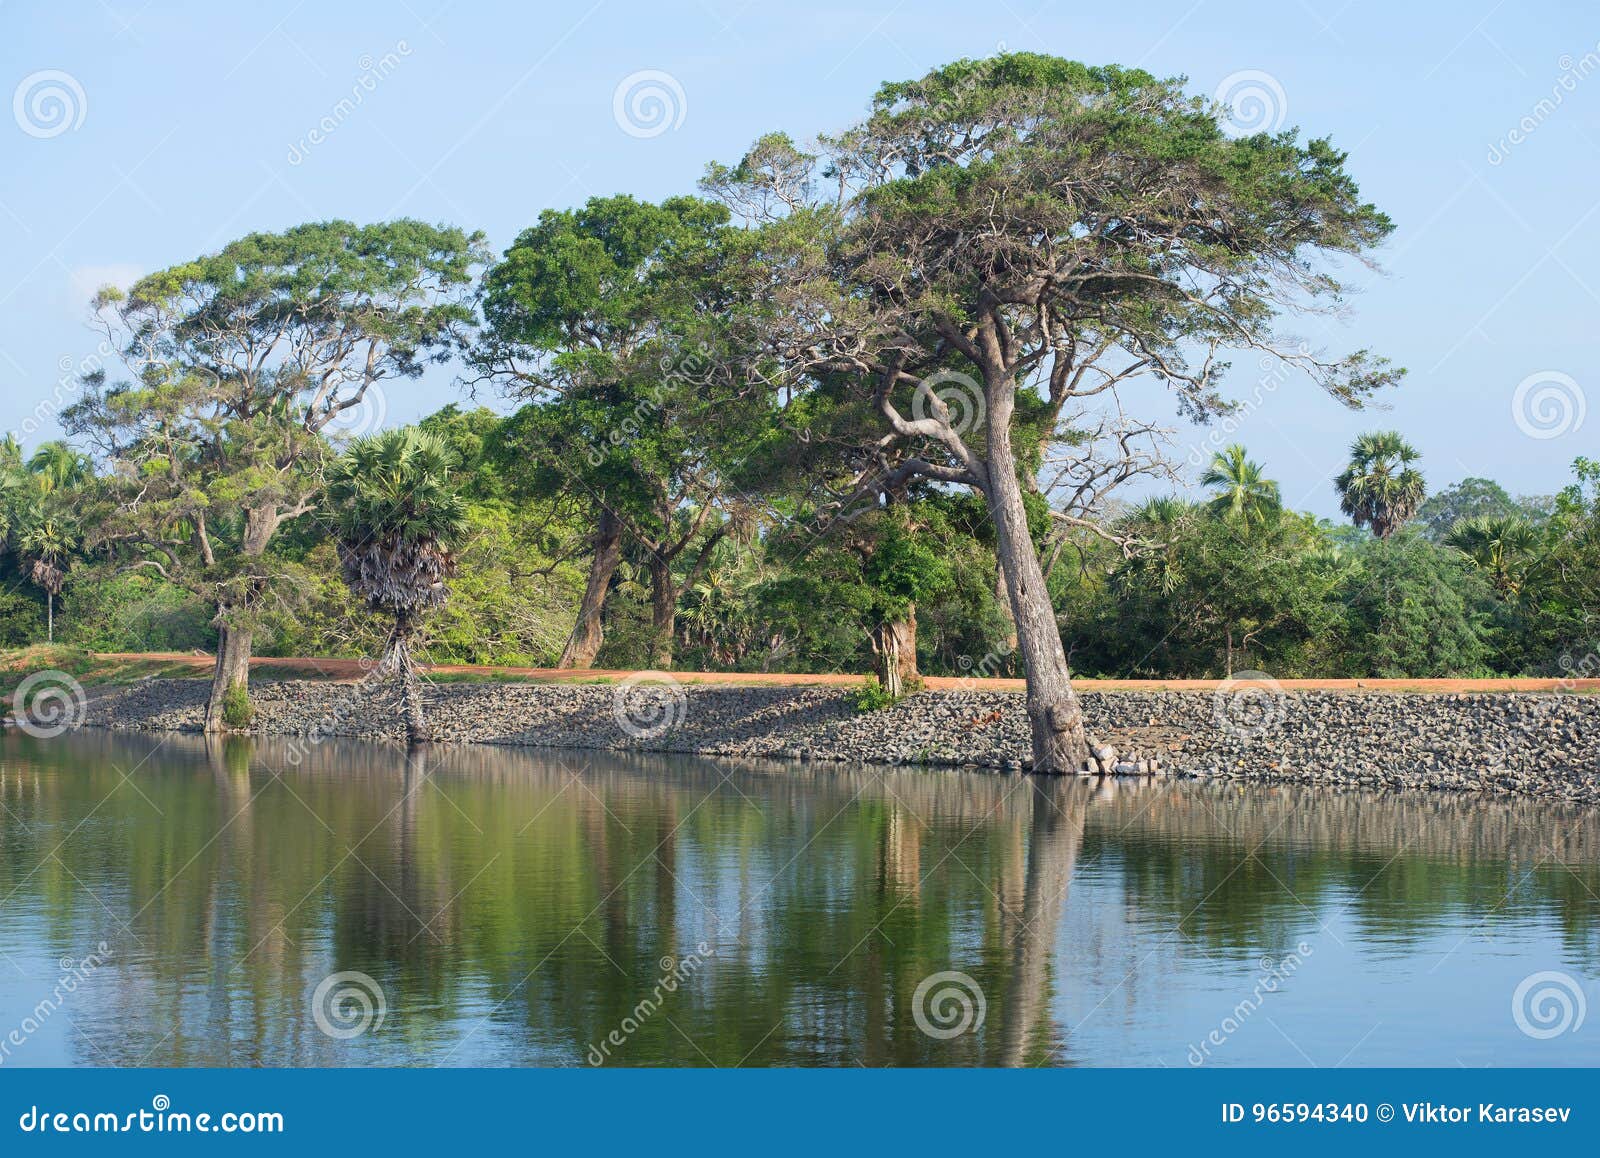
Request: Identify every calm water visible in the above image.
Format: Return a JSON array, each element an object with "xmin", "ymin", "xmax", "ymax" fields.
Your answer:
[{"xmin": 0, "ymin": 730, "xmax": 1597, "ymax": 1067}]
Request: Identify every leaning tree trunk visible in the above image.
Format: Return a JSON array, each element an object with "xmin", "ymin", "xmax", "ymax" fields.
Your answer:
[
  {"xmin": 983, "ymin": 416, "xmax": 1092, "ymax": 773},
  {"xmin": 648, "ymin": 552, "xmax": 677, "ymax": 670},
  {"xmin": 204, "ymin": 620, "xmax": 253, "ymax": 733},
  {"xmin": 559, "ymin": 508, "xmax": 623, "ymax": 669},
  {"xmin": 388, "ymin": 613, "xmax": 430, "ymax": 746},
  {"xmin": 869, "ymin": 606, "xmax": 918, "ymax": 699}
]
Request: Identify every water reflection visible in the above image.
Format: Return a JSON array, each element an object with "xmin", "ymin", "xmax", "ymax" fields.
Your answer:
[{"xmin": 0, "ymin": 731, "xmax": 1596, "ymax": 1067}]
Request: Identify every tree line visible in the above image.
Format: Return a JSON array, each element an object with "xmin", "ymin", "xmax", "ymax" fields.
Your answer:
[{"xmin": 2, "ymin": 53, "xmax": 1590, "ymax": 768}]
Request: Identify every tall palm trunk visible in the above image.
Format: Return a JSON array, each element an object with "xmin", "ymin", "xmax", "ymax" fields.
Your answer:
[
  {"xmin": 387, "ymin": 611, "xmax": 430, "ymax": 746},
  {"xmin": 560, "ymin": 508, "xmax": 622, "ymax": 669},
  {"xmin": 46, "ymin": 593, "xmax": 53, "ymax": 644}
]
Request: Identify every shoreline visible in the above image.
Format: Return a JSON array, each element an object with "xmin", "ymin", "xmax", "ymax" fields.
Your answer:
[{"xmin": 71, "ymin": 678, "xmax": 1600, "ymax": 806}]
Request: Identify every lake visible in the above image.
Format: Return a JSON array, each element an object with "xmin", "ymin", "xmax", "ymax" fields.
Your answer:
[{"xmin": 0, "ymin": 730, "xmax": 1596, "ymax": 1067}]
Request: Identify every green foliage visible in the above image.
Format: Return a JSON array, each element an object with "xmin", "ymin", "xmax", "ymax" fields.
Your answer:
[
  {"xmin": 853, "ymin": 676, "xmax": 898, "ymax": 713},
  {"xmin": 1201, "ymin": 445, "xmax": 1281, "ymax": 529},
  {"xmin": 0, "ymin": 589, "xmax": 44, "ymax": 648},
  {"xmin": 220, "ymin": 684, "xmax": 253, "ymax": 728},
  {"xmin": 58, "ymin": 571, "xmax": 214, "ymax": 652},
  {"xmin": 1339, "ymin": 534, "xmax": 1495, "ymax": 677},
  {"xmin": 1336, "ymin": 431, "xmax": 1426, "ymax": 539},
  {"xmin": 1417, "ymin": 477, "xmax": 1537, "ymax": 540}
]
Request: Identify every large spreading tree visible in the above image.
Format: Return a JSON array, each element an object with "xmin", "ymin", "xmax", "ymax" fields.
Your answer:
[
  {"xmin": 473, "ymin": 194, "xmax": 775, "ymax": 669},
  {"xmin": 64, "ymin": 220, "xmax": 485, "ymax": 730},
  {"xmin": 705, "ymin": 54, "xmax": 1401, "ymax": 771}
]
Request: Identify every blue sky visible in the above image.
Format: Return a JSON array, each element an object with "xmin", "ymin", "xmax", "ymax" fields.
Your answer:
[{"xmin": 1, "ymin": 0, "xmax": 1596, "ymax": 518}]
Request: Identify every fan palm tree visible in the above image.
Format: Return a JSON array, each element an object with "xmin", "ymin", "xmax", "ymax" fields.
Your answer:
[
  {"xmin": 1445, "ymin": 515, "xmax": 1541, "ymax": 597},
  {"xmin": 18, "ymin": 518, "xmax": 76, "ymax": 642},
  {"xmin": 326, "ymin": 428, "xmax": 469, "ymax": 745},
  {"xmin": 1200, "ymin": 444, "xmax": 1281, "ymax": 529},
  {"xmin": 1118, "ymin": 497, "xmax": 1197, "ymax": 595},
  {"xmin": 1335, "ymin": 431, "xmax": 1426, "ymax": 538}
]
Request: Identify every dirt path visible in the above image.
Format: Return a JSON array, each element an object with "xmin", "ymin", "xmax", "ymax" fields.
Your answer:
[{"xmin": 85, "ymin": 652, "xmax": 1600, "ymax": 694}]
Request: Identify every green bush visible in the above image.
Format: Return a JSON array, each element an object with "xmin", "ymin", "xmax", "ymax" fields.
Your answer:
[
  {"xmin": 221, "ymin": 685, "xmax": 254, "ymax": 728},
  {"xmin": 853, "ymin": 676, "xmax": 897, "ymax": 713}
]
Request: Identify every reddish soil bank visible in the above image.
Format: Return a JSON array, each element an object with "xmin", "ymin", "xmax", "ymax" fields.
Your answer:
[{"xmin": 88, "ymin": 652, "xmax": 1600, "ymax": 694}]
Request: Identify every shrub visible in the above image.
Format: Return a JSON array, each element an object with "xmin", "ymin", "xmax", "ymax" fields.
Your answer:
[
  {"xmin": 221, "ymin": 685, "xmax": 254, "ymax": 728},
  {"xmin": 853, "ymin": 676, "xmax": 897, "ymax": 713}
]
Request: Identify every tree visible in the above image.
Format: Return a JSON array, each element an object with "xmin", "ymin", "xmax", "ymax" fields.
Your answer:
[
  {"xmin": 26, "ymin": 441, "xmax": 90, "ymax": 496},
  {"xmin": 475, "ymin": 195, "xmax": 771, "ymax": 670},
  {"xmin": 1444, "ymin": 515, "xmax": 1542, "ymax": 598},
  {"xmin": 17, "ymin": 518, "xmax": 76, "ymax": 642},
  {"xmin": 64, "ymin": 220, "xmax": 484, "ymax": 731},
  {"xmin": 1339, "ymin": 534, "xmax": 1494, "ymax": 676},
  {"xmin": 325, "ymin": 428, "xmax": 468, "ymax": 745},
  {"xmin": 1086, "ymin": 501, "xmax": 1345, "ymax": 677},
  {"xmin": 1201, "ymin": 445, "xmax": 1280, "ymax": 529},
  {"xmin": 1335, "ymin": 431, "xmax": 1425, "ymax": 539},
  {"xmin": 707, "ymin": 53, "xmax": 1399, "ymax": 770},
  {"xmin": 1416, "ymin": 477, "xmax": 1520, "ymax": 540}
]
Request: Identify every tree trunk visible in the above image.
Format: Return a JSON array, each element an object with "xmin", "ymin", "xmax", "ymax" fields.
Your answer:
[
  {"xmin": 984, "ymin": 425, "xmax": 1092, "ymax": 774},
  {"xmin": 648, "ymin": 552, "xmax": 676, "ymax": 670},
  {"xmin": 204, "ymin": 620, "xmax": 253, "ymax": 734},
  {"xmin": 559, "ymin": 508, "xmax": 623, "ymax": 669},
  {"xmin": 203, "ymin": 506, "xmax": 280, "ymax": 734},
  {"xmin": 869, "ymin": 606, "xmax": 918, "ymax": 699},
  {"xmin": 46, "ymin": 593, "xmax": 53, "ymax": 644},
  {"xmin": 389, "ymin": 613, "xmax": 430, "ymax": 746},
  {"xmin": 994, "ymin": 564, "xmax": 1017, "ymax": 655}
]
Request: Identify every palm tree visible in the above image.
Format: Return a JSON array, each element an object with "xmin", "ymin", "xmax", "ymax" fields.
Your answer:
[
  {"xmin": 1200, "ymin": 445, "xmax": 1281, "ymax": 529},
  {"xmin": 1445, "ymin": 515, "xmax": 1541, "ymax": 597},
  {"xmin": 26, "ymin": 441, "xmax": 90, "ymax": 496},
  {"xmin": 18, "ymin": 518, "xmax": 76, "ymax": 642},
  {"xmin": 1335, "ymin": 431, "xmax": 1426, "ymax": 539},
  {"xmin": 326, "ymin": 428, "xmax": 469, "ymax": 745},
  {"xmin": 1118, "ymin": 497, "xmax": 1197, "ymax": 595}
]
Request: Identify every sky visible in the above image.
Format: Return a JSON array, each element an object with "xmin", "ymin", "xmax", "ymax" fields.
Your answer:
[{"xmin": 1, "ymin": 0, "xmax": 1596, "ymax": 519}]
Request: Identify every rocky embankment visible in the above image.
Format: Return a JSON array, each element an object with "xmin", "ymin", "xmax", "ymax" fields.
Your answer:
[{"xmin": 78, "ymin": 677, "xmax": 1600, "ymax": 804}]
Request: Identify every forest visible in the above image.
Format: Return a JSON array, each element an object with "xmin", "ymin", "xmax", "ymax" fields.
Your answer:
[{"xmin": 4, "ymin": 53, "xmax": 1597, "ymax": 768}]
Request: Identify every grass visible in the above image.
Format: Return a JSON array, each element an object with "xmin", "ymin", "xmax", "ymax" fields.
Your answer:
[{"xmin": 0, "ymin": 646, "xmax": 205, "ymax": 696}]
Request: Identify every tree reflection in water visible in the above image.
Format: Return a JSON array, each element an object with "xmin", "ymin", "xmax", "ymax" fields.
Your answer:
[{"xmin": 0, "ymin": 731, "xmax": 1596, "ymax": 1067}]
